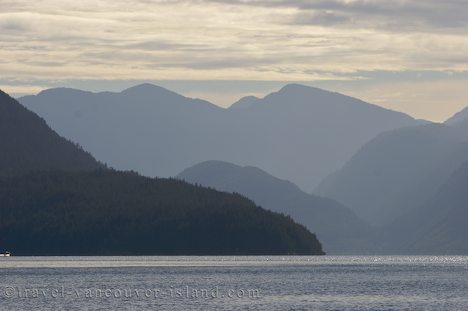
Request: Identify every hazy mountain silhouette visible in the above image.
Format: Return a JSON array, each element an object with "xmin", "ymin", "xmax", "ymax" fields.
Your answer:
[
  {"xmin": 377, "ymin": 158, "xmax": 468, "ymax": 254},
  {"xmin": 220, "ymin": 84, "xmax": 420, "ymax": 191},
  {"xmin": 19, "ymin": 85, "xmax": 225, "ymax": 179},
  {"xmin": 317, "ymin": 123, "xmax": 468, "ymax": 226},
  {"xmin": 447, "ymin": 111, "xmax": 468, "ymax": 134},
  {"xmin": 229, "ymin": 96, "xmax": 259, "ymax": 110},
  {"xmin": 445, "ymin": 106, "xmax": 468, "ymax": 125},
  {"xmin": 0, "ymin": 89, "xmax": 101, "ymax": 178},
  {"xmin": 177, "ymin": 160, "xmax": 372, "ymax": 254},
  {"xmin": 20, "ymin": 83, "xmax": 419, "ymax": 191}
]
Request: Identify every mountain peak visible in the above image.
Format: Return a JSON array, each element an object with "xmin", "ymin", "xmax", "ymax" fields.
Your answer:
[
  {"xmin": 267, "ymin": 83, "xmax": 348, "ymax": 103},
  {"xmin": 31, "ymin": 84, "xmax": 174, "ymax": 98},
  {"xmin": 121, "ymin": 83, "xmax": 176, "ymax": 96},
  {"xmin": 229, "ymin": 95, "xmax": 259, "ymax": 110},
  {"xmin": 119, "ymin": 83, "xmax": 219, "ymax": 110},
  {"xmin": 0, "ymin": 89, "xmax": 11, "ymax": 100},
  {"xmin": 445, "ymin": 106, "xmax": 468, "ymax": 125},
  {"xmin": 279, "ymin": 83, "xmax": 327, "ymax": 94},
  {"xmin": 36, "ymin": 87, "xmax": 92, "ymax": 98}
]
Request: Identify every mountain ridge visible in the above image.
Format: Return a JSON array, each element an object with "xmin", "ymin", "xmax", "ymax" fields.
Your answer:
[
  {"xmin": 1, "ymin": 88, "xmax": 325, "ymax": 256},
  {"xmin": 0, "ymin": 169, "xmax": 325, "ymax": 255},
  {"xmin": 317, "ymin": 122, "xmax": 468, "ymax": 226},
  {"xmin": 377, "ymin": 158, "xmax": 468, "ymax": 254},
  {"xmin": 0, "ymin": 89, "xmax": 102, "ymax": 178},
  {"xmin": 445, "ymin": 106, "xmax": 468, "ymax": 125},
  {"xmin": 20, "ymin": 83, "xmax": 421, "ymax": 191},
  {"xmin": 177, "ymin": 160, "xmax": 372, "ymax": 254}
]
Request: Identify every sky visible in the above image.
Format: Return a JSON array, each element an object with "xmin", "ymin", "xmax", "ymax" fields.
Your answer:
[{"xmin": 1, "ymin": 0, "xmax": 468, "ymax": 121}]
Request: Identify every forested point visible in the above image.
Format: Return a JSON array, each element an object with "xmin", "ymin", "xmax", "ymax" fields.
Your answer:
[{"xmin": 0, "ymin": 170, "xmax": 324, "ymax": 255}]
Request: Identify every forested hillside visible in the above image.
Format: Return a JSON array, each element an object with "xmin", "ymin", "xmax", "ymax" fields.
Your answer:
[
  {"xmin": 0, "ymin": 90, "xmax": 101, "ymax": 178},
  {"xmin": 0, "ymin": 170, "xmax": 324, "ymax": 255}
]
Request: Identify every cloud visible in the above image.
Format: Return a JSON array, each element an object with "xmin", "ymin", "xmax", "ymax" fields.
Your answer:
[
  {"xmin": 1, "ymin": 0, "xmax": 468, "ymax": 120},
  {"xmin": 200, "ymin": 0, "xmax": 468, "ymax": 33},
  {"xmin": 293, "ymin": 11, "xmax": 350, "ymax": 25},
  {"xmin": 1, "ymin": 1, "xmax": 466, "ymax": 77}
]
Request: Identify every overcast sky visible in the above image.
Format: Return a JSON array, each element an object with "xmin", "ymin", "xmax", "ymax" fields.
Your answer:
[{"xmin": 1, "ymin": 0, "xmax": 468, "ymax": 121}]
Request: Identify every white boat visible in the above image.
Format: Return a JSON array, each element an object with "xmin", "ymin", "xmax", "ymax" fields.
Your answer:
[{"xmin": 0, "ymin": 252, "xmax": 11, "ymax": 257}]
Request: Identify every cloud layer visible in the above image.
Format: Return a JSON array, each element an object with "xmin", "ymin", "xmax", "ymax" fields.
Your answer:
[{"xmin": 1, "ymin": 0, "xmax": 468, "ymax": 120}]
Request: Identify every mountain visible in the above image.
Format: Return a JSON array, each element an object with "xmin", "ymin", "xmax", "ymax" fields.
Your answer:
[
  {"xmin": 177, "ymin": 160, "xmax": 372, "ymax": 254},
  {"xmin": 229, "ymin": 96, "xmax": 259, "ymax": 110},
  {"xmin": 378, "ymin": 158, "xmax": 468, "ymax": 254},
  {"xmin": 19, "ymin": 85, "xmax": 225, "ymax": 178},
  {"xmin": 1, "ymin": 88, "xmax": 323, "ymax": 255},
  {"xmin": 20, "ymin": 83, "xmax": 419, "ymax": 191},
  {"xmin": 0, "ymin": 89, "xmax": 101, "ymax": 178},
  {"xmin": 445, "ymin": 106, "xmax": 468, "ymax": 125},
  {"xmin": 317, "ymin": 123, "xmax": 468, "ymax": 226},
  {"xmin": 0, "ymin": 170, "xmax": 324, "ymax": 255}
]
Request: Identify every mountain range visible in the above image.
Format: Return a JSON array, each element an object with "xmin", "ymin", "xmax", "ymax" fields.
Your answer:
[
  {"xmin": 376, "ymin": 158, "xmax": 468, "ymax": 254},
  {"xmin": 19, "ymin": 83, "xmax": 420, "ymax": 191},
  {"xmin": 317, "ymin": 123, "xmax": 468, "ymax": 226},
  {"xmin": 0, "ymin": 89, "xmax": 323, "ymax": 255},
  {"xmin": 313, "ymin": 104, "xmax": 468, "ymax": 254},
  {"xmin": 178, "ymin": 160, "xmax": 372, "ymax": 254},
  {"xmin": 6, "ymin": 82, "xmax": 468, "ymax": 255}
]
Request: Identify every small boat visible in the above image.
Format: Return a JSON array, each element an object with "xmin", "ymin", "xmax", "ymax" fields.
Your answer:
[{"xmin": 0, "ymin": 251, "xmax": 11, "ymax": 257}]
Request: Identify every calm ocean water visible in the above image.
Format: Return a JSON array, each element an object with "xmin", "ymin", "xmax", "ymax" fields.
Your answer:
[{"xmin": 1, "ymin": 256, "xmax": 468, "ymax": 310}]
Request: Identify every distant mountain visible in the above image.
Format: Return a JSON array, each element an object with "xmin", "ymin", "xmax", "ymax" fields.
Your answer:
[
  {"xmin": 19, "ymin": 84, "xmax": 225, "ymax": 179},
  {"xmin": 378, "ymin": 158, "xmax": 468, "ymax": 254},
  {"xmin": 446, "ymin": 109, "xmax": 468, "ymax": 134},
  {"xmin": 177, "ymin": 160, "xmax": 372, "ymax": 254},
  {"xmin": 229, "ymin": 96, "xmax": 259, "ymax": 110},
  {"xmin": 0, "ymin": 89, "xmax": 101, "ymax": 178},
  {"xmin": 445, "ymin": 106, "xmax": 468, "ymax": 125},
  {"xmin": 0, "ymin": 88, "xmax": 323, "ymax": 256},
  {"xmin": 453, "ymin": 119, "xmax": 468, "ymax": 132},
  {"xmin": 20, "ymin": 83, "xmax": 419, "ymax": 191},
  {"xmin": 0, "ymin": 170, "xmax": 324, "ymax": 256},
  {"xmin": 317, "ymin": 123, "xmax": 468, "ymax": 226}
]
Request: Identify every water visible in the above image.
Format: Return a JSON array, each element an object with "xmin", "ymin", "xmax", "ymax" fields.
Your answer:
[{"xmin": 1, "ymin": 256, "xmax": 468, "ymax": 310}]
